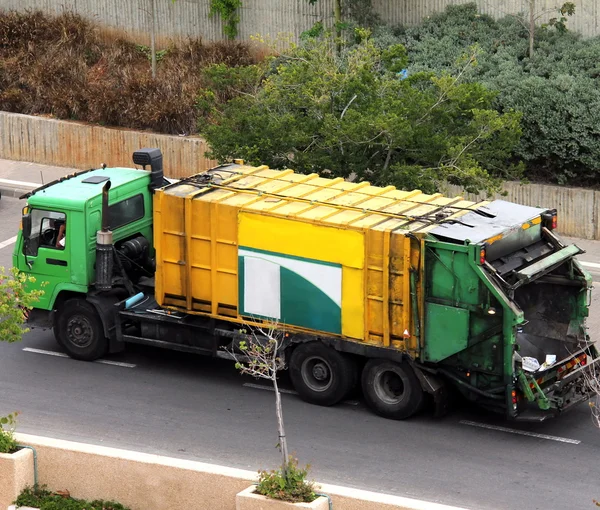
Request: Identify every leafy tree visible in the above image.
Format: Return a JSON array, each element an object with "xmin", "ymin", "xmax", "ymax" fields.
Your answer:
[
  {"xmin": 201, "ymin": 33, "xmax": 522, "ymax": 194},
  {"xmin": 226, "ymin": 324, "xmax": 316, "ymax": 503},
  {"xmin": 511, "ymin": 0, "xmax": 576, "ymax": 57},
  {"xmin": 0, "ymin": 267, "xmax": 42, "ymax": 343}
]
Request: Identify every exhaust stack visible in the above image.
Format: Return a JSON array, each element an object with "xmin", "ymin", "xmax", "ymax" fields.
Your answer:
[{"xmin": 96, "ymin": 180, "xmax": 113, "ymax": 290}]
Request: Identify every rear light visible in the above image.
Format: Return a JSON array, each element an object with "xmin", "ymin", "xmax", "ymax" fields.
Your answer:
[
  {"xmin": 511, "ymin": 390, "xmax": 517, "ymax": 404},
  {"xmin": 542, "ymin": 209, "xmax": 558, "ymax": 230},
  {"xmin": 479, "ymin": 247, "xmax": 486, "ymax": 265}
]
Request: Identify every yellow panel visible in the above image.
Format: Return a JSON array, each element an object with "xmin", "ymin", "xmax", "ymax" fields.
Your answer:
[
  {"xmin": 341, "ymin": 267, "xmax": 363, "ymax": 339},
  {"xmin": 238, "ymin": 212, "xmax": 364, "ymax": 269}
]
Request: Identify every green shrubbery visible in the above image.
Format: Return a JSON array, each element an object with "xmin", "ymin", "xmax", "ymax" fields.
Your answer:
[
  {"xmin": 255, "ymin": 456, "xmax": 317, "ymax": 503},
  {"xmin": 370, "ymin": 3, "xmax": 600, "ymax": 185},
  {"xmin": 0, "ymin": 412, "xmax": 19, "ymax": 454},
  {"xmin": 15, "ymin": 486, "xmax": 130, "ymax": 510},
  {"xmin": 202, "ymin": 34, "xmax": 523, "ymax": 195}
]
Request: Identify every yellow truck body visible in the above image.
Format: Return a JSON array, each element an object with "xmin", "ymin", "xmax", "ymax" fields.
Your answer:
[{"xmin": 153, "ymin": 162, "xmax": 482, "ymax": 357}]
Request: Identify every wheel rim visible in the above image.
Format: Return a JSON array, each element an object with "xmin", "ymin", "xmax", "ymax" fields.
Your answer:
[
  {"xmin": 66, "ymin": 314, "xmax": 94, "ymax": 348},
  {"xmin": 373, "ymin": 367, "xmax": 406, "ymax": 405},
  {"xmin": 301, "ymin": 356, "xmax": 334, "ymax": 393}
]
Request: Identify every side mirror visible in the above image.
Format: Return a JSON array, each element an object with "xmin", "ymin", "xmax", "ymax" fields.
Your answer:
[{"xmin": 22, "ymin": 212, "xmax": 32, "ymax": 238}]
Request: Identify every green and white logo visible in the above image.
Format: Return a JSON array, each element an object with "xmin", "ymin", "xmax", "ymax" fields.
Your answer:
[{"xmin": 238, "ymin": 247, "xmax": 342, "ymax": 334}]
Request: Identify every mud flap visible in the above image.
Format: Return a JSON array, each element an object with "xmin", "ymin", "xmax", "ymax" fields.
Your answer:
[
  {"xmin": 86, "ymin": 292, "xmax": 126, "ymax": 354},
  {"xmin": 412, "ymin": 364, "xmax": 451, "ymax": 418}
]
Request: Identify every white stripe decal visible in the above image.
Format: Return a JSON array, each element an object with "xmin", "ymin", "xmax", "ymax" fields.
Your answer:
[
  {"xmin": 460, "ymin": 420, "xmax": 580, "ymax": 444},
  {"xmin": 243, "ymin": 256, "xmax": 281, "ymax": 318},
  {"xmin": 239, "ymin": 248, "xmax": 341, "ymax": 306}
]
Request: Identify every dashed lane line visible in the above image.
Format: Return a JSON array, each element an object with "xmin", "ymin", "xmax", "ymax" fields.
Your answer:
[
  {"xmin": 460, "ymin": 420, "xmax": 580, "ymax": 444},
  {"xmin": 0, "ymin": 235, "xmax": 17, "ymax": 250},
  {"xmin": 580, "ymin": 261, "xmax": 600, "ymax": 270},
  {"xmin": 23, "ymin": 347, "xmax": 136, "ymax": 368},
  {"xmin": 243, "ymin": 382, "xmax": 360, "ymax": 406}
]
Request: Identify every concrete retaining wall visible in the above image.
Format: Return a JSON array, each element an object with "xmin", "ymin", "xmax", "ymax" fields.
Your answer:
[
  {"xmin": 13, "ymin": 433, "xmax": 470, "ymax": 510},
  {"xmin": 0, "ymin": 112, "xmax": 216, "ymax": 179},
  {"xmin": 1, "ymin": 111, "xmax": 597, "ymax": 239}
]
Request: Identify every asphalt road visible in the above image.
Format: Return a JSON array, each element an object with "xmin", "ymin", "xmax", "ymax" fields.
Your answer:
[{"xmin": 1, "ymin": 195, "xmax": 600, "ymax": 510}]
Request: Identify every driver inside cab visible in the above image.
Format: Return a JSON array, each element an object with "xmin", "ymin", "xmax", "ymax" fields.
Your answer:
[{"xmin": 55, "ymin": 220, "xmax": 66, "ymax": 248}]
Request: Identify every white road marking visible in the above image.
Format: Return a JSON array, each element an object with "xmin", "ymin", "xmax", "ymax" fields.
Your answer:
[
  {"xmin": 94, "ymin": 359, "xmax": 137, "ymax": 368},
  {"xmin": 580, "ymin": 261, "xmax": 600, "ymax": 269},
  {"xmin": 243, "ymin": 382, "xmax": 360, "ymax": 405},
  {"xmin": 0, "ymin": 235, "xmax": 17, "ymax": 250},
  {"xmin": 0, "ymin": 177, "xmax": 38, "ymax": 188},
  {"xmin": 23, "ymin": 347, "xmax": 136, "ymax": 368},
  {"xmin": 23, "ymin": 347, "xmax": 68, "ymax": 358},
  {"xmin": 460, "ymin": 420, "xmax": 580, "ymax": 444},
  {"xmin": 243, "ymin": 382, "xmax": 298, "ymax": 395}
]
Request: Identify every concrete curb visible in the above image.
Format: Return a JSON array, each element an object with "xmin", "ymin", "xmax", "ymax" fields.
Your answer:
[
  {"xmin": 14, "ymin": 432, "xmax": 473, "ymax": 510},
  {"xmin": 0, "ymin": 178, "xmax": 37, "ymax": 200}
]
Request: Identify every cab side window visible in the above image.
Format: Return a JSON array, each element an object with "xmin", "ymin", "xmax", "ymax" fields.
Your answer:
[
  {"xmin": 108, "ymin": 194, "xmax": 144, "ymax": 229},
  {"xmin": 25, "ymin": 210, "xmax": 67, "ymax": 256}
]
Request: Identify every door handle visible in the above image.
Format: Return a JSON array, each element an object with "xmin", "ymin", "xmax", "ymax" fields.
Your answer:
[{"xmin": 46, "ymin": 258, "xmax": 68, "ymax": 267}]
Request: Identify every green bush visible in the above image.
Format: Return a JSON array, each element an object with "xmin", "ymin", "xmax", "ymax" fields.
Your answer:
[
  {"xmin": 255, "ymin": 456, "xmax": 316, "ymax": 503},
  {"xmin": 0, "ymin": 412, "xmax": 19, "ymax": 454},
  {"xmin": 202, "ymin": 35, "xmax": 522, "ymax": 195},
  {"xmin": 16, "ymin": 486, "xmax": 130, "ymax": 510},
  {"xmin": 378, "ymin": 3, "xmax": 600, "ymax": 186}
]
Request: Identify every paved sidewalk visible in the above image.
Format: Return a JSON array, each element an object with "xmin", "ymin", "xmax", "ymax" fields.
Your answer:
[{"xmin": 0, "ymin": 159, "xmax": 77, "ymax": 198}]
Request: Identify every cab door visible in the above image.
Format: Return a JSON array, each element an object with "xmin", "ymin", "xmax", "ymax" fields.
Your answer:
[{"xmin": 20, "ymin": 208, "xmax": 70, "ymax": 310}]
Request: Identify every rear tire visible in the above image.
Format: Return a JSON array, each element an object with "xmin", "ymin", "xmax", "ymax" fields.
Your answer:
[
  {"xmin": 361, "ymin": 359, "xmax": 425, "ymax": 420},
  {"xmin": 289, "ymin": 342, "xmax": 357, "ymax": 406},
  {"xmin": 55, "ymin": 298, "xmax": 107, "ymax": 361}
]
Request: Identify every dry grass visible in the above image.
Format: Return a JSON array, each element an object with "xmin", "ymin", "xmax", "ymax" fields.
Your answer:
[{"xmin": 0, "ymin": 10, "xmax": 262, "ymax": 134}]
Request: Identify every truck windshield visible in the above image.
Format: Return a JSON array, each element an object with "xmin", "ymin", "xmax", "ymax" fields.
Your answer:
[{"xmin": 24, "ymin": 209, "xmax": 66, "ymax": 256}]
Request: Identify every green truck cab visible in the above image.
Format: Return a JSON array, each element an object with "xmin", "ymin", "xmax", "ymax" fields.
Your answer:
[{"xmin": 12, "ymin": 148, "xmax": 600, "ymax": 422}]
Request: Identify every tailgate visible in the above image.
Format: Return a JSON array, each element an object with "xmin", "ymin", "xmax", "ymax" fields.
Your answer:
[{"xmin": 516, "ymin": 345, "xmax": 600, "ymax": 420}]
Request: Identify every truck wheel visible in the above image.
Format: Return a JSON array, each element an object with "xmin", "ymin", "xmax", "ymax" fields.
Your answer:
[
  {"xmin": 361, "ymin": 359, "xmax": 424, "ymax": 420},
  {"xmin": 55, "ymin": 298, "xmax": 107, "ymax": 361},
  {"xmin": 289, "ymin": 342, "xmax": 357, "ymax": 406}
]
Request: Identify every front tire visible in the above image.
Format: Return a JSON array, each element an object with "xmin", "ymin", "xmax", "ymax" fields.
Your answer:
[
  {"xmin": 55, "ymin": 298, "xmax": 107, "ymax": 361},
  {"xmin": 361, "ymin": 359, "xmax": 425, "ymax": 420},
  {"xmin": 289, "ymin": 342, "xmax": 357, "ymax": 406}
]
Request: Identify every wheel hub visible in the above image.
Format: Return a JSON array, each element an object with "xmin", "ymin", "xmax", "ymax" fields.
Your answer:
[
  {"xmin": 301, "ymin": 356, "xmax": 334, "ymax": 392},
  {"xmin": 312, "ymin": 362, "xmax": 330, "ymax": 381},
  {"xmin": 67, "ymin": 315, "xmax": 94, "ymax": 348},
  {"xmin": 374, "ymin": 369, "xmax": 405, "ymax": 405}
]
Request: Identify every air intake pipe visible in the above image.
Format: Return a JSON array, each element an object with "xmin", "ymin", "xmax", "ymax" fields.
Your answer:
[
  {"xmin": 96, "ymin": 180, "xmax": 113, "ymax": 290},
  {"xmin": 132, "ymin": 148, "xmax": 167, "ymax": 191}
]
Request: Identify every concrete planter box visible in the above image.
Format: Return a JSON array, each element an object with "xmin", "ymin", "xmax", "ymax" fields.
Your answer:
[
  {"xmin": 0, "ymin": 448, "xmax": 34, "ymax": 510},
  {"xmin": 8, "ymin": 506, "xmax": 38, "ymax": 510},
  {"xmin": 236, "ymin": 486, "xmax": 329, "ymax": 510}
]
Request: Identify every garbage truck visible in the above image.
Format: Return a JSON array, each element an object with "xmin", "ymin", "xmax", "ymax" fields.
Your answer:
[{"xmin": 13, "ymin": 148, "xmax": 599, "ymax": 421}]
